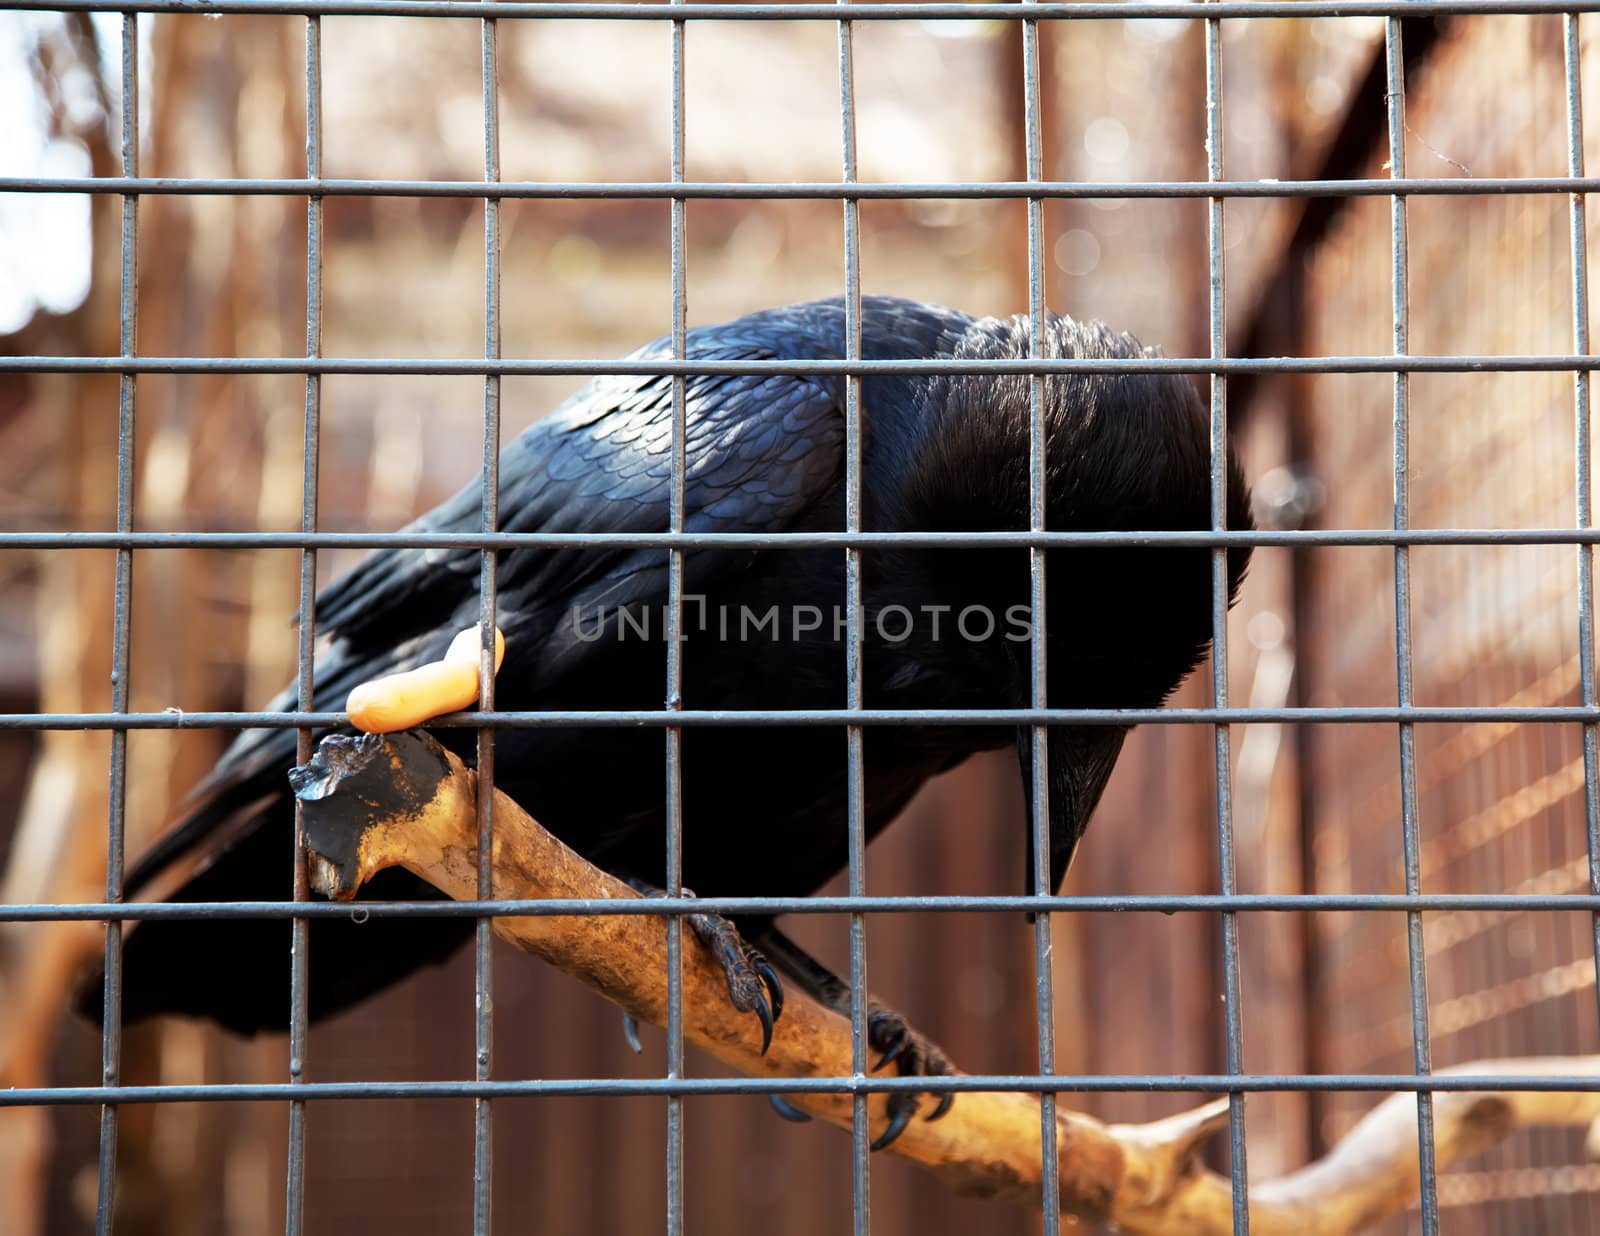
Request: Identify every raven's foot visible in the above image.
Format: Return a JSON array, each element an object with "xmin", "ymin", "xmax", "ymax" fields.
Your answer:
[
  {"xmin": 615, "ymin": 884, "xmax": 785, "ymax": 1054},
  {"xmin": 685, "ymin": 908, "xmax": 785, "ymax": 1054},
  {"xmin": 739, "ymin": 924, "xmax": 958, "ymax": 1145},
  {"xmin": 868, "ymin": 1005, "xmax": 955, "ymax": 1151}
]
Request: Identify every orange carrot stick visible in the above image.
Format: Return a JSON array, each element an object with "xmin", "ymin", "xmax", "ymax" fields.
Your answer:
[{"xmin": 345, "ymin": 625, "xmax": 506, "ymax": 733}]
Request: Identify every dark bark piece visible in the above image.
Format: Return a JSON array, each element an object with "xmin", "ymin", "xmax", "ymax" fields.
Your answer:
[{"xmin": 290, "ymin": 730, "xmax": 456, "ymax": 900}]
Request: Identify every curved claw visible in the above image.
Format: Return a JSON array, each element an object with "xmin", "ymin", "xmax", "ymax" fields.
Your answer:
[
  {"xmin": 621, "ymin": 1011, "xmax": 643, "ymax": 1054},
  {"xmin": 926, "ymin": 1090, "xmax": 954, "ymax": 1122},
  {"xmin": 768, "ymin": 1094, "xmax": 812, "ymax": 1123},
  {"xmin": 870, "ymin": 1103, "xmax": 915, "ymax": 1152},
  {"xmin": 873, "ymin": 1030, "xmax": 907, "ymax": 1073},
  {"xmin": 753, "ymin": 955, "xmax": 785, "ymax": 1023},
  {"xmin": 682, "ymin": 908, "xmax": 783, "ymax": 1054},
  {"xmin": 753, "ymin": 992, "xmax": 774, "ymax": 1055}
]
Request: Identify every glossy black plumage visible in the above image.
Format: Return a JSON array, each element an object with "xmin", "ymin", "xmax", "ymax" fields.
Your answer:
[{"xmin": 89, "ymin": 296, "xmax": 1250, "ymax": 1033}]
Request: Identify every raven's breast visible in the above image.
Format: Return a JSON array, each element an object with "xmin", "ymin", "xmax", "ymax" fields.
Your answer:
[{"xmin": 463, "ymin": 544, "xmax": 1007, "ymax": 899}]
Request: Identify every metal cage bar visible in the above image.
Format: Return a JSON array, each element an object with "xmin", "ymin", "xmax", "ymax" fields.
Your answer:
[
  {"xmin": 664, "ymin": 0, "xmax": 689, "ymax": 1226},
  {"xmin": 285, "ymin": 16, "xmax": 324, "ymax": 1234},
  {"xmin": 18, "ymin": 528, "xmax": 1600, "ymax": 551},
  {"xmin": 16, "ymin": 352, "xmax": 1600, "ymax": 375},
  {"xmin": 93, "ymin": 13, "xmax": 140, "ymax": 1233},
  {"xmin": 1384, "ymin": 19, "xmax": 1441, "ymax": 1233},
  {"xmin": 3, "ymin": 1070, "xmax": 1597, "ymax": 1108},
  {"xmin": 1563, "ymin": 8, "xmax": 1600, "ymax": 1043},
  {"xmin": 11, "ymin": 1, "xmax": 1600, "ymax": 19},
  {"xmin": 834, "ymin": 5, "xmax": 871, "ymax": 1230},
  {"xmin": 15, "ymin": 892, "xmax": 1600, "ymax": 922},
  {"xmin": 472, "ymin": 13, "xmax": 503, "ymax": 1232},
  {"xmin": 22, "ymin": 173, "xmax": 1600, "ymax": 198},
  {"xmin": 1018, "ymin": 6, "xmax": 1061, "ymax": 1230},
  {"xmin": 28, "ymin": 173, "xmax": 1600, "ymax": 200},
  {"xmin": 1204, "ymin": 8, "xmax": 1250, "ymax": 1230},
  {"xmin": 24, "ymin": 704, "xmax": 1600, "ymax": 729}
]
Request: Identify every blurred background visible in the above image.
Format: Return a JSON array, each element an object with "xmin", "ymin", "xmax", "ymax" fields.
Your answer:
[{"xmin": 3, "ymin": 6, "xmax": 1600, "ymax": 1234}]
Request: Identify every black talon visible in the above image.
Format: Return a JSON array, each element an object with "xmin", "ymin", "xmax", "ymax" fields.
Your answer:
[
  {"xmin": 742, "ymin": 928, "xmax": 956, "ymax": 1140},
  {"xmin": 666, "ymin": 896, "xmax": 785, "ymax": 1050},
  {"xmin": 768, "ymin": 1094, "xmax": 812, "ymax": 1123},
  {"xmin": 754, "ymin": 992, "xmax": 774, "ymax": 1055},
  {"xmin": 754, "ymin": 955, "xmax": 784, "ymax": 1022},
  {"xmin": 869, "ymin": 1009, "xmax": 909, "ymax": 1071},
  {"xmin": 621, "ymin": 1011, "xmax": 643, "ymax": 1054},
  {"xmin": 873, "ymin": 1031, "xmax": 907, "ymax": 1072},
  {"xmin": 871, "ymin": 1103, "xmax": 915, "ymax": 1152}
]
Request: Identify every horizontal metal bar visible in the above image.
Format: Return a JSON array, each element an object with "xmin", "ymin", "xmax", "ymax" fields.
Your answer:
[
  {"xmin": 3, "ymin": 1073, "xmax": 1594, "ymax": 1110},
  {"xmin": 8, "ymin": 528, "xmax": 1600, "ymax": 551},
  {"xmin": 6, "ymin": 0, "xmax": 1600, "ymax": 20},
  {"xmin": 9, "ymin": 175, "xmax": 1600, "ymax": 200},
  {"xmin": 6, "ymin": 894, "xmax": 1600, "ymax": 923},
  {"xmin": 6, "ymin": 705, "xmax": 1600, "ymax": 730},
  {"xmin": 5, "ymin": 355, "xmax": 1600, "ymax": 377}
]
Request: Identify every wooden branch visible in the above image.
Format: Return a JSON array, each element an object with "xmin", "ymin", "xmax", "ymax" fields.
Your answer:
[{"xmin": 292, "ymin": 729, "xmax": 1600, "ymax": 1234}]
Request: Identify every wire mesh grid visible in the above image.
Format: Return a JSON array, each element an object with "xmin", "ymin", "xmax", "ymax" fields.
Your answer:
[{"xmin": 4, "ymin": 4, "xmax": 1600, "ymax": 1236}]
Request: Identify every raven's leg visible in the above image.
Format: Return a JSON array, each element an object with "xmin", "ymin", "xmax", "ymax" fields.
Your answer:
[
  {"xmin": 620, "ymin": 880, "xmax": 784, "ymax": 1053},
  {"xmin": 741, "ymin": 921, "xmax": 955, "ymax": 1150}
]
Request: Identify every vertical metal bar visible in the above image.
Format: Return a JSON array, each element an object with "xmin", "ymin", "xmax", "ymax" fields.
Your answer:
[
  {"xmin": 1564, "ymin": 11, "xmax": 1600, "ymax": 1032},
  {"xmin": 1019, "ymin": 7, "xmax": 1060, "ymax": 1230},
  {"xmin": 665, "ymin": 2, "xmax": 688, "ymax": 1230},
  {"xmin": 836, "ymin": 7, "xmax": 868, "ymax": 1233},
  {"xmin": 286, "ymin": 14, "xmax": 322, "ymax": 1235},
  {"xmin": 1204, "ymin": 12, "xmax": 1250, "ymax": 1233},
  {"xmin": 473, "ymin": 14, "xmax": 502, "ymax": 1234},
  {"xmin": 1384, "ymin": 22, "xmax": 1440, "ymax": 1235},
  {"xmin": 95, "ymin": 14, "xmax": 139, "ymax": 1232}
]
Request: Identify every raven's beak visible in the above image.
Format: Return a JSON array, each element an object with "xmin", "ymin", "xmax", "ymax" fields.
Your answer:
[{"xmin": 1016, "ymin": 725, "xmax": 1129, "ymax": 896}]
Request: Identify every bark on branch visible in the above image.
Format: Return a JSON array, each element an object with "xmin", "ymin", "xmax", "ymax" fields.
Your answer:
[{"xmin": 291, "ymin": 729, "xmax": 1600, "ymax": 1235}]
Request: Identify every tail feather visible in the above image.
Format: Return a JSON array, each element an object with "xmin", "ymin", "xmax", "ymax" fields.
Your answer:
[
  {"xmin": 127, "ymin": 621, "xmax": 449, "ymax": 897},
  {"xmin": 81, "ymin": 794, "xmax": 472, "ymax": 1034}
]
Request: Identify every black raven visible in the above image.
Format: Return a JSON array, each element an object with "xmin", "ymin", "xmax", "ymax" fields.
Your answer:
[{"xmin": 84, "ymin": 296, "xmax": 1249, "ymax": 1142}]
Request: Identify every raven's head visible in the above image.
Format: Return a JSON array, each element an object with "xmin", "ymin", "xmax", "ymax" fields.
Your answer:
[{"xmin": 890, "ymin": 311, "xmax": 1252, "ymax": 892}]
